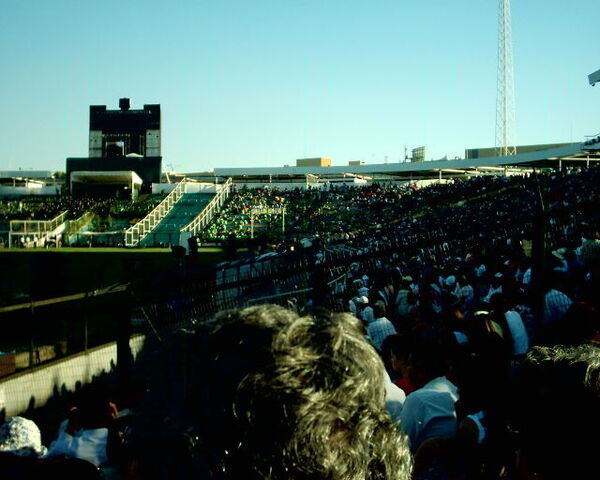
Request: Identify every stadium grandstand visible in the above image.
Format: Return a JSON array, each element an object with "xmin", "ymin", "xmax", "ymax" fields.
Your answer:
[
  {"xmin": 2, "ymin": 87, "xmax": 600, "ymax": 478},
  {"xmin": 1, "ymin": 145, "xmax": 600, "ymax": 477},
  {"xmin": 3, "ymin": 0, "xmax": 600, "ymax": 472}
]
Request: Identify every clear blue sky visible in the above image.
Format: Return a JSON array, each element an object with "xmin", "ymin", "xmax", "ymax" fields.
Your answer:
[{"xmin": 0, "ymin": 0, "xmax": 598, "ymax": 172}]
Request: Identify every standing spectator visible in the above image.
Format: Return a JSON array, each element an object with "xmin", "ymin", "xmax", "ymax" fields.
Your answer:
[
  {"xmin": 367, "ymin": 301, "xmax": 397, "ymax": 351},
  {"xmin": 399, "ymin": 342, "xmax": 460, "ymax": 452},
  {"xmin": 543, "ymin": 280, "xmax": 573, "ymax": 326},
  {"xmin": 491, "ymin": 294, "xmax": 529, "ymax": 359}
]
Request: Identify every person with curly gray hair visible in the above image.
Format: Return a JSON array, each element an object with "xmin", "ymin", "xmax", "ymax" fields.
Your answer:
[{"xmin": 199, "ymin": 304, "xmax": 413, "ymax": 480}]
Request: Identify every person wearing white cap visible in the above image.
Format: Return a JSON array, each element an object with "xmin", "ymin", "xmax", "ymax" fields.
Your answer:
[
  {"xmin": 0, "ymin": 416, "xmax": 47, "ymax": 458},
  {"xmin": 354, "ymin": 296, "xmax": 375, "ymax": 324}
]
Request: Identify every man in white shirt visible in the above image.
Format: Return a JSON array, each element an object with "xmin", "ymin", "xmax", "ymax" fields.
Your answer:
[
  {"xmin": 384, "ymin": 369, "xmax": 406, "ymax": 422},
  {"xmin": 491, "ymin": 293, "xmax": 529, "ymax": 357},
  {"xmin": 399, "ymin": 345, "xmax": 459, "ymax": 452}
]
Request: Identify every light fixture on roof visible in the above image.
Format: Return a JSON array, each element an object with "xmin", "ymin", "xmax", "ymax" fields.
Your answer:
[{"xmin": 589, "ymin": 68, "xmax": 600, "ymax": 86}]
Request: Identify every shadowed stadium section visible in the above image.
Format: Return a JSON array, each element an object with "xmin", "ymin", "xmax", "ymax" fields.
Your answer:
[
  {"xmin": 0, "ymin": 248, "xmax": 224, "ymax": 305},
  {"xmin": 70, "ymin": 171, "xmax": 143, "ymax": 199}
]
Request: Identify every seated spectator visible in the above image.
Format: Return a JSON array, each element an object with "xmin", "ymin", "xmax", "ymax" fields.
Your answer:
[
  {"xmin": 482, "ymin": 273, "xmax": 503, "ymax": 304},
  {"xmin": 46, "ymin": 388, "xmax": 118, "ymax": 467},
  {"xmin": 454, "ymin": 273, "xmax": 475, "ymax": 307}
]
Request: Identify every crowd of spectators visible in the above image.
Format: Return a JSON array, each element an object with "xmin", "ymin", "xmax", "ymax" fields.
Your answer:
[
  {"xmin": 310, "ymin": 167, "xmax": 599, "ymax": 479},
  {"xmin": 0, "ymin": 195, "xmax": 164, "ymax": 222},
  {"xmin": 0, "ymin": 166, "xmax": 598, "ymax": 478},
  {"xmin": 0, "ymin": 194, "xmax": 166, "ymax": 247},
  {"xmin": 204, "ymin": 169, "xmax": 598, "ymax": 252}
]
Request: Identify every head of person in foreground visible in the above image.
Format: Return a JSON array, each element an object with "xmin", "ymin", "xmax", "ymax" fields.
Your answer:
[{"xmin": 201, "ymin": 304, "xmax": 413, "ymax": 480}]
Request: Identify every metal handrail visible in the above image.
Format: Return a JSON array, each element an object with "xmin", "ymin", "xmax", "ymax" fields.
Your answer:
[
  {"xmin": 9, "ymin": 211, "xmax": 68, "ymax": 234},
  {"xmin": 181, "ymin": 178, "xmax": 233, "ymax": 235},
  {"xmin": 9, "ymin": 211, "xmax": 69, "ymax": 247},
  {"xmin": 125, "ymin": 180, "xmax": 187, "ymax": 246}
]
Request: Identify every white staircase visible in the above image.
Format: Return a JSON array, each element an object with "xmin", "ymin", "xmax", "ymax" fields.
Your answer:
[
  {"xmin": 125, "ymin": 180, "xmax": 187, "ymax": 247},
  {"xmin": 181, "ymin": 178, "xmax": 233, "ymax": 236}
]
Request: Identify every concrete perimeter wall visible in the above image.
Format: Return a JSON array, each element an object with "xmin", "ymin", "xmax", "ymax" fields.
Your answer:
[{"xmin": 0, "ymin": 335, "xmax": 146, "ymax": 417}]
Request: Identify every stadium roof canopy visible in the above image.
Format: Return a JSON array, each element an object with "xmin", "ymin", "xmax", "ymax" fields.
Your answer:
[
  {"xmin": 211, "ymin": 142, "xmax": 600, "ymax": 182},
  {"xmin": 0, "ymin": 170, "xmax": 54, "ymax": 180}
]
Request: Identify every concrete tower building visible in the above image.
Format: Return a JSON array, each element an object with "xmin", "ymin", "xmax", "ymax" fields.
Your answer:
[
  {"xmin": 88, "ymin": 98, "xmax": 161, "ymax": 158},
  {"xmin": 66, "ymin": 98, "xmax": 162, "ymax": 195}
]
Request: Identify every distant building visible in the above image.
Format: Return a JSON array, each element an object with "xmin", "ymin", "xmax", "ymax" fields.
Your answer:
[
  {"xmin": 465, "ymin": 142, "xmax": 577, "ymax": 159},
  {"xmin": 66, "ymin": 98, "xmax": 162, "ymax": 196},
  {"xmin": 348, "ymin": 161, "xmax": 365, "ymax": 166},
  {"xmin": 412, "ymin": 147, "xmax": 426, "ymax": 163},
  {"xmin": 296, "ymin": 157, "xmax": 332, "ymax": 167}
]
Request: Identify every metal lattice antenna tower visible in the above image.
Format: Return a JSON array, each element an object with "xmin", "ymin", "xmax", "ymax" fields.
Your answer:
[{"xmin": 495, "ymin": 0, "xmax": 516, "ymax": 156}]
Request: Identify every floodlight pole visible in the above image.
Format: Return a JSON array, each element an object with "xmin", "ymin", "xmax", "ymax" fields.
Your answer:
[{"xmin": 496, "ymin": 0, "xmax": 517, "ymax": 157}]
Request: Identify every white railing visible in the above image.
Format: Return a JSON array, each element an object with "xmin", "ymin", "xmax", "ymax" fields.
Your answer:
[
  {"xmin": 9, "ymin": 211, "xmax": 68, "ymax": 248},
  {"xmin": 181, "ymin": 178, "xmax": 233, "ymax": 236},
  {"xmin": 125, "ymin": 180, "xmax": 187, "ymax": 246}
]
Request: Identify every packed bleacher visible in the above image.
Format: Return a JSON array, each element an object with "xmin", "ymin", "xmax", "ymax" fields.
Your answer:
[
  {"xmin": 0, "ymin": 195, "xmax": 165, "ymax": 222},
  {"xmin": 203, "ymin": 168, "xmax": 599, "ymax": 252},
  {"xmin": 0, "ymin": 194, "xmax": 166, "ymax": 247},
  {"xmin": 0, "ymin": 166, "xmax": 599, "ymax": 479}
]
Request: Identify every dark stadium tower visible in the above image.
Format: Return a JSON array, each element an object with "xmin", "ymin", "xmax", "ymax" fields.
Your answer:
[
  {"xmin": 66, "ymin": 98, "xmax": 162, "ymax": 196},
  {"xmin": 88, "ymin": 98, "xmax": 160, "ymax": 159}
]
